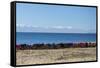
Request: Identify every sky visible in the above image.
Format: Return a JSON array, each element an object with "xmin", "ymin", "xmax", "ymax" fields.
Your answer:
[{"xmin": 16, "ymin": 3, "xmax": 96, "ymax": 33}]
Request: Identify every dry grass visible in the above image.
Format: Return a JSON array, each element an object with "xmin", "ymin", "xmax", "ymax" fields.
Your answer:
[{"xmin": 16, "ymin": 47, "xmax": 96, "ymax": 65}]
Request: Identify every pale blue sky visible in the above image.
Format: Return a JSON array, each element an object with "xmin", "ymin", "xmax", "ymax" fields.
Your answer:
[{"xmin": 16, "ymin": 3, "xmax": 96, "ymax": 33}]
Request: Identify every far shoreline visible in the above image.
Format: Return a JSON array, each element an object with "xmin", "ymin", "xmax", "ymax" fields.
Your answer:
[{"xmin": 16, "ymin": 32, "xmax": 96, "ymax": 34}]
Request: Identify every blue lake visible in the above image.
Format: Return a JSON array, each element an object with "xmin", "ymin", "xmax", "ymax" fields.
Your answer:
[{"xmin": 16, "ymin": 32, "xmax": 96, "ymax": 44}]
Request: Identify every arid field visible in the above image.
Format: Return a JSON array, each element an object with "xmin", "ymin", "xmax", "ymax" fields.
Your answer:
[{"xmin": 16, "ymin": 47, "xmax": 96, "ymax": 65}]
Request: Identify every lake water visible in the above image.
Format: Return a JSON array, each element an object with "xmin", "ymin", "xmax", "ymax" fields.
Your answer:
[{"xmin": 16, "ymin": 32, "xmax": 96, "ymax": 44}]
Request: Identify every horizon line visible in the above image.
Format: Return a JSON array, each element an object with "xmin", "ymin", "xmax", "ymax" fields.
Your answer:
[{"xmin": 16, "ymin": 31, "xmax": 96, "ymax": 34}]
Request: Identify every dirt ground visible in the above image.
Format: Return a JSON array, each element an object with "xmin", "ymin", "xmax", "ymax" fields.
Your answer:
[{"xmin": 16, "ymin": 47, "xmax": 96, "ymax": 65}]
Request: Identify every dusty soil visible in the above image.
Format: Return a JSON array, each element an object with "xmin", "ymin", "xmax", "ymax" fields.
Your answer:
[{"xmin": 16, "ymin": 47, "xmax": 96, "ymax": 65}]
